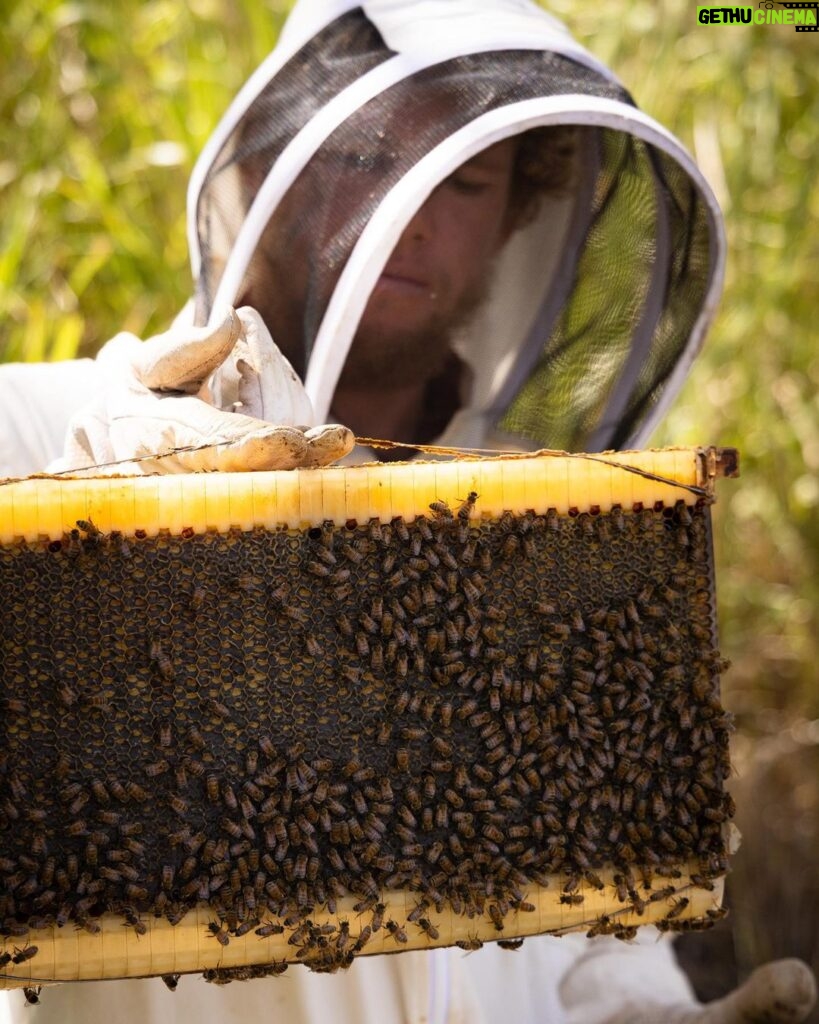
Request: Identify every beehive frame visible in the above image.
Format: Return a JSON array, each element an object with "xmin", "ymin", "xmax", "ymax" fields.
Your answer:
[{"xmin": 0, "ymin": 447, "xmax": 738, "ymax": 991}]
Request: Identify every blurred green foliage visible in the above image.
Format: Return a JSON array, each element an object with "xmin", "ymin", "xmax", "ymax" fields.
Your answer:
[
  {"xmin": 580, "ymin": 0, "xmax": 819, "ymax": 731},
  {"xmin": 1, "ymin": 0, "xmax": 817, "ymax": 995},
  {"xmin": 0, "ymin": 0, "xmax": 289, "ymax": 355}
]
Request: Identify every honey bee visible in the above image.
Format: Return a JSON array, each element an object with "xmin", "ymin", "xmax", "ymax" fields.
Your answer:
[
  {"xmin": 148, "ymin": 639, "xmax": 174, "ymax": 681},
  {"xmin": 219, "ymin": 817, "xmax": 243, "ymax": 840},
  {"xmin": 429, "ymin": 499, "xmax": 453, "ymax": 520},
  {"xmin": 143, "ymin": 759, "xmax": 170, "ymax": 778},
  {"xmin": 610, "ymin": 874, "xmax": 629, "ymax": 903},
  {"xmin": 486, "ymin": 903, "xmax": 505, "ymax": 931},
  {"xmin": 453, "ymin": 490, "xmax": 478, "ymax": 521},
  {"xmin": 582, "ymin": 870, "xmax": 604, "ymax": 891},
  {"xmin": 157, "ymin": 860, "xmax": 175, "ymax": 892},
  {"xmin": 11, "ymin": 945, "xmax": 38, "ymax": 964},
  {"xmin": 367, "ymin": 902, "xmax": 386, "ymax": 933},
  {"xmin": 61, "ymin": 816, "xmax": 87, "ymax": 838},
  {"xmin": 183, "ymin": 726, "xmax": 205, "ymax": 752},
  {"xmin": 254, "ymin": 920, "xmax": 285, "ymax": 938},
  {"xmin": 387, "ymin": 516, "xmax": 408, "ymax": 542},
  {"xmin": 51, "ymin": 676, "xmax": 79, "ymax": 709},
  {"xmin": 207, "ymin": 921, "xmax": 230, "ymax": 946},
  {"xmin": 582, "ymin": 914, "xmax": 611, "ymax": 939},
  {"xmin": 453, "ymin": 537, "xmax": 475, "ymax": 567},
  {"xmin": 337, "ymin": 923, "xmax": 368, "ymax": 956},
  {"xmin": 168, "ymin": 793, "xmax": 189, "ymax": 817},
  {"xmin": 107, "ymin": 529, "xmax": 131, "ymax": 558},
  {"xmin": 164, "ymin": 903, "xmax": 186, "ymax": 926},
  {"xmin": 665, "ymin": 897, "xmax": 690, "ymax": 920},
  {"xmin": 385, "ymin": 920, "xmax": 408, "ymax": 944},
  {"xmin": 500, "ymin": 534, "xmax": 520, "ymax": 560},
  {"xmin": 404, "ymin": 518, "xmax": 427, "ymax": 546},
  {"xmin": 365, "ymin": 518, "xmax": 384, "ymax": 543},
  {"xmin": 122, "ymin": 906, "xmax": 147, "ymax": 936},
  {"xmin": 629, "ymin": 890, "xmax": 647, "ymax": 915}
]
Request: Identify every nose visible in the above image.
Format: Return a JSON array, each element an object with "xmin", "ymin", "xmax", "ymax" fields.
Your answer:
[{"xmin": 402, "ymin": 192, "xmax": 436, "ymax": 243}]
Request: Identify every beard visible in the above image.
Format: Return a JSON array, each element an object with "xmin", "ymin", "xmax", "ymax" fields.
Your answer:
[
  {"xmin": 336, "ymin": 265, "xmax": 494, "ymax": 391},
  {"xmin": 337, "ymin": 318, "xmax": 454, "ymax": 388}
]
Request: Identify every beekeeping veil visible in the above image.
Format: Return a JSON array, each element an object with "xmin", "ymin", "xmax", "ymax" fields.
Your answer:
[{"xmin": 188, "ymin": 0, "xmax": 725, "ymax": 453}]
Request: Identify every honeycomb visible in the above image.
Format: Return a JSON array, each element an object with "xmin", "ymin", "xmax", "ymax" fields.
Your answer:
[{"xmin": 0, "ymin": 451, "xmax": 737, "ymax": 986}]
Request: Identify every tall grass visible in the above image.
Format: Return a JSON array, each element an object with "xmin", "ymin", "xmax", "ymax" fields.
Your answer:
[
  {"xmin": 2, "ymin": 0, "xmax": 818, "ymax": 1012},
  {"xmin": 0, "ymin": 0, "xmax": 288, "ymax": 355}
]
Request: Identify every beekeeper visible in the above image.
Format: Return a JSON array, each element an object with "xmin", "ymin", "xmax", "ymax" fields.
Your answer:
[
  {"xmin": 1, "ymin": 2, "xmax": 816, "ymax": 1023},
  {"xmin": 0, "ymin": 0, "xmax": 732, "ymax": 476}
]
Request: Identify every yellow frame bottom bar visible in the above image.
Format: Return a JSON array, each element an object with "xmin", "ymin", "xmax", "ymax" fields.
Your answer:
[{"xmin": 1, "ymin": 863, "xmax": 723, "ymax": 989}]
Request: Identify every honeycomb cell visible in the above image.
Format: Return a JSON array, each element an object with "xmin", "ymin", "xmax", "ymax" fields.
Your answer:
[{"xmin": 0, "ymin": 502, "xmax": 731, "ymax": 947}]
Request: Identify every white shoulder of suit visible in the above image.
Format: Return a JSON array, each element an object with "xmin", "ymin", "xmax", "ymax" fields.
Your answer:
[{"xmin": 0, "ymin": 357, "xmax": 103, "ymax": 478}]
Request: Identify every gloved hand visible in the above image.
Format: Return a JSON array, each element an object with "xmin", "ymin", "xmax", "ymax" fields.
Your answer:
[
  {"xmin": 601, "ymin": 958, "xmax": 817, "ymax": 1024},
  {"xmin": 559, "ymin": 930, "xmax": 817, "ymax": 1024},
  {"xmin": 50, "ymin": 306, "xmax": 354, "ymax": 474}
]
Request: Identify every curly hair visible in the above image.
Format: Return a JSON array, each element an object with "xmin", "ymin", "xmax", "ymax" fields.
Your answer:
[{"xmin": 507, "ymin": 124, "xmax": 579, "ymax": 232}]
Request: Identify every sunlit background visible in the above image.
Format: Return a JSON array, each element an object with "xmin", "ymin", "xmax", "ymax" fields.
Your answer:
[{"xmin": 1, "ymin": 0, "xmax": 817, "ymax": 1011}]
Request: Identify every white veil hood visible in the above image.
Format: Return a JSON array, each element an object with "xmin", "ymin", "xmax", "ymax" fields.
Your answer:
[
  {"xmin": 188, "ymin": 0, "xmax": 725, "ymax": 453},
  {"xmin": 278, "ymin": 0, "xmax": 607, "ymax": 72}
]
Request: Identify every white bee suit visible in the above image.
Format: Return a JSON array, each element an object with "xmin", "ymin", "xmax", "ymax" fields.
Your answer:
[
  {"xmin": 0, "ymin": 359, "xmax": 102, "ymax": 479},
  {"xmin": 0, "ymin": 0, "xmax": 725, "ymax": 470}
]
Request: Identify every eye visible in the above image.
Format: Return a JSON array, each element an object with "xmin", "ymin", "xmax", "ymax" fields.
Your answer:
[{"xmin": 445, "ymin": 173, "xmax": 490, "ymax": 196}]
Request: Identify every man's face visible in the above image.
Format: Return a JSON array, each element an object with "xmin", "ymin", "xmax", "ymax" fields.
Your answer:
[
  {"xmin": 343, "ymin": 138, "xmax": 518, "ymax": 382},
  {"xmin": 242, "ymin": 138, "xmax": 518, "ymax": 386}
]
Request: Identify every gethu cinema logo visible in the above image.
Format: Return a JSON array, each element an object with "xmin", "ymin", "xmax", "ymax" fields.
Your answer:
[{"xmin": 697, "ymin": 4, "xmax": 818, "ymax": 26}]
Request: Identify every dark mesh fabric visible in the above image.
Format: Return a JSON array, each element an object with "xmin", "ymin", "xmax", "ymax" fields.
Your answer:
[
  {"xmin": 212, "ymin": 49, "xmax": 633, "ymax": 380},
  {"xmin": 193, "ymin": 9, "xmax": 394, "ymax": 324},
  {"xmin": 498, "ymin": 138, "xmax": 713, "ymax": 452}
]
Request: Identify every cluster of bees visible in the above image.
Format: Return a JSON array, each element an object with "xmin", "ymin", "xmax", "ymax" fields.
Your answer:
[{"xmin": 0, "ymin": 493, "xmax": 732, "ymax": 980}]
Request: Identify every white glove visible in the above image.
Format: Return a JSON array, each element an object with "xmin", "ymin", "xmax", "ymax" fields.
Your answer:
[
  {"xmin": 50, "ymin": 307, "xmax": 354, "ymax": 474},
  {"xmin": 565, "ymin": 950, "xmax": 814, "ymax": 1024},
  {"xmin": 598, "ymin": 959, "xmax": 817, "ymax": 1024}
]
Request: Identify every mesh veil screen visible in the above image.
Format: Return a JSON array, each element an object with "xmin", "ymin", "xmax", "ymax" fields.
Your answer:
[
  {"xmin": 188, "ymin": 6, "xmax": 720, "ymax": 450},
  {"xmin": 499, "ymin": 139, "xmax": 713, "ymax": 451},
  {"xmin": 191, "ymin": 10, "xmax": 719, "ymax": 454},
  {"xmin": 197, "ymin": 44, "xmax": 634, "ymax": 371},
  {"xmin": 237, "ymin": 49, "xmax": 634, "ymax": 376}
]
